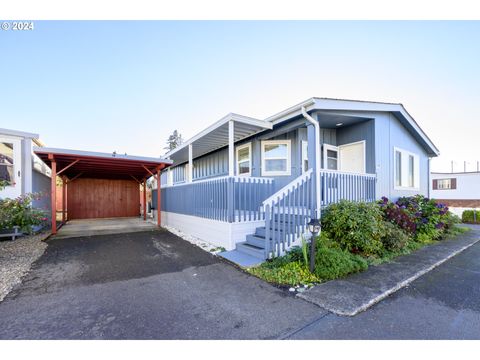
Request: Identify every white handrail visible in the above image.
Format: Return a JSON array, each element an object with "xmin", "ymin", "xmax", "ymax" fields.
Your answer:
[{"xmin": 262, "ymin": 169, "xmax": 313, "ymax": 207}]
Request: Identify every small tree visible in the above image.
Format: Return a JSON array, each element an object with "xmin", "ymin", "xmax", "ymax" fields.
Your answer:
[{"xmin": 164, "ymin": 130, "xmax": 183, "ymax": 152}]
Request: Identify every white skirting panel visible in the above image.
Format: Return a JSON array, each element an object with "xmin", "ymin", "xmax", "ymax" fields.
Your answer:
[{"xmin": 156, "ymin": 211, "xmax": 264, "ymax": 250}]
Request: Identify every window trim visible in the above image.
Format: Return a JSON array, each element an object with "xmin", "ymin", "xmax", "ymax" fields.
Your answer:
[
  {"xmin": 393, "ymin": 146, "xmax": 420, "ymax": 191},
  {"xmin": 301, "ymin": 140, "xmax": 309, "ymax": 174},
  {"xmin": 323, "ymin": 144, "xmax": 339, "ymax": 170},
  {"xmin": 261, "ymin": 139, "xmax": 291, "ymax": 176},
  {"xmin": 235, "ymin": 142, "xmax": 252, "ymax": 177},
  {"xmin": 435, "ymin": 178, "xmax": 454, "ymax": 190},
  {"xmin": 0, "ymin": 140, "xmax": 16, "ymax": 187}
]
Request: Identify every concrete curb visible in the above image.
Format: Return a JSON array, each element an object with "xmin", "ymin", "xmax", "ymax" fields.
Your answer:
[{"xmin": 297, "ymin": 232, "xmax": 480, "ymax": 316}]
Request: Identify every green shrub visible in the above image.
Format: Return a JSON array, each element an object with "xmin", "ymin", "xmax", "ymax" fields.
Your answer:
[
  {"xmin": 381, "ymin": 221, "xmax": 410, "ymax": 251},
  {"xmin": 462, "ymin": 210, "xmax": 480, "ymax": 224},
  {"xmin": 249, "ymin": 261, "xmax": 319, "ymax": 286},
  {"xmin": 321, "ymin": 201, "xmax": 385, "ymax": 256},
  {"xmin": 314, "ymin": 245, "xmax": 368, "ymax": 281}
]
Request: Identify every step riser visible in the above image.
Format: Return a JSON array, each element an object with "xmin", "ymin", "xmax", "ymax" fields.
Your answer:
[
  {"xmin": 255, "ymin": 226, "xmax": 295, "ymax": 238},
  {"xmin": 245, "ymin": 235, "xmax": 266, "ymax": 248},
  {"xmin": 236, "ymin": 243, "xmax": 266, "ymax": 259}
]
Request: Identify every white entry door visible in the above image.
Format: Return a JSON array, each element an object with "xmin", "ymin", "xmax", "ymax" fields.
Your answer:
[
  {"xmin": 339, "ymin": 141, "xmax": 366, "ymax": 174},
  {"xmin": 0, "ymin": 137, "xmax": 22, "ymax": 199}
]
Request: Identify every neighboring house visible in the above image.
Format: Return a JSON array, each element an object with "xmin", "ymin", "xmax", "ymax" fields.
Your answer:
[
  {"xmin": 431, "ymin": 172, "xmax": 480, "ymax": 216},
  {"xmin": 152, "ymin": 98, "xmax": 439, "ymax": 261},
  {"xmin": 0, "ymin": 128, "xmax": 51, "ymax": 215}
]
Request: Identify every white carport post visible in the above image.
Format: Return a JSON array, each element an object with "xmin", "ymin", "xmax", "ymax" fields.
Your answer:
[
  {"xmin": 188, "ymin": 143, "xmax": 193, "ymax": 183},
  {"xmin": 228, "ymin": 120, "xmax": 235, "ymax": 176}
]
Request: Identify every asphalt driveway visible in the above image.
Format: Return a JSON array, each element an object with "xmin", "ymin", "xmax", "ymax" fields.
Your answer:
[{"xmin": 0, "ymin": 229, "xmax": 323, "ymax": 339}]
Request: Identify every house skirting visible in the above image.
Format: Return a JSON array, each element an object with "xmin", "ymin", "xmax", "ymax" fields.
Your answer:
[{"xmin": 154, "ymin": 210, "xmax": 264, "ymax": 250}]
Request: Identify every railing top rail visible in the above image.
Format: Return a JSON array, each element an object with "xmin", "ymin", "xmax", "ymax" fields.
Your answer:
[
  {"xmin": 320, "ymin": 169, "xmax": 377, "ymax": 178},
  {"xmin": 160, "ymin": 175, "xmax": 274, "ymax": 189},
  {"xmin": 262, "ymin": 169, "xmax": 313, "ymax": 207}
]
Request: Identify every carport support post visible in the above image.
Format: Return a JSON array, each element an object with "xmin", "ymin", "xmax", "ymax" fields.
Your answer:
[
  {"xmin": 156, "ymin": 168, "xmax": 161, "ymax": 227},
  {"xmin": 50, "ymin": 156, "xmax": 57, "ymax": 235},
  {"xmin": 62, "ymin": 176, "xmax": 66, "ymax": 223},
  {"xmin": 143, "ymin": 178, "xmax": 147, "ymax": 221}
]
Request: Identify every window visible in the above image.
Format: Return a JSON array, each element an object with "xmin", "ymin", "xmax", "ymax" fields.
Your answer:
[
  {"xmin": 236, "ymin": 143, "xmax": 251, "ymax": 176},
  {"xmin": 408, "ymin": 155, "xmax": 414, "ymax": 187},
  {"xmin": 433, "ymin": 178, "xmax": 456, "ymax": 190},
  {"xmin": 261, "ymin": 140, "xmax": 291, "ymax": 176},
  {"xmin": 395, "ymin": 150, "xmax": 402, "ymax": 186},
  {"xmin": 323, "ymin": 144, "xmax": 338, "ymax": 170},
  {"xmin": 301, "ymin": 141, "xmax": 308, "ymax": 173},
  {"xmin": 394, "ymin": 147, "xmax": 420, "ymax": 190},
  {"xmin": 0, "ymin": 142, "xmax": 14, "ymax": 185}
]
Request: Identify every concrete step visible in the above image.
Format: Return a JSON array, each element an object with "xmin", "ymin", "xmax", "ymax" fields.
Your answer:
[
  {"xmin": 236, "ymin": 242, "xmax": 266, "ymax": 259},
  {"xmin": 246, "ymin": 234, "xmax": 266, "ymax": 248}
]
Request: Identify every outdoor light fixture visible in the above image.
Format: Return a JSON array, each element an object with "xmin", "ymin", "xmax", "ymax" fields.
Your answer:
[
  {"xmin": 307, "ymin": 218, "xmax": 321, "ymax": 273},
  {"xmin": 335, "ymin": 122, "xmax": 343, "ymax": 127}
]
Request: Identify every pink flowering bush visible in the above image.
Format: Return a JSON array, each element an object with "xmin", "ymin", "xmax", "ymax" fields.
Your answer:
[{"xmin": 0, "ymin": 192, "xmax": 48, "ymax": 234}]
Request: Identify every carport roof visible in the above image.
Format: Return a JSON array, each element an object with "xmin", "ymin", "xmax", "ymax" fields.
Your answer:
[{"xmin": 34, "ymin": 147, "xmax": 172, "ymax": 180}]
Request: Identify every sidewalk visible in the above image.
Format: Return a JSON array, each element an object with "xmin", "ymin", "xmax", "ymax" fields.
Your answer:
[{"xmin": 298, "ymin": 227, "xmax": 480, "ymax": 316}]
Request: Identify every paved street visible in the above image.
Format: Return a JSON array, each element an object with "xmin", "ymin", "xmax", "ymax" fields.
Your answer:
[
  {"xmin": 0, "ymin": 229, "xmax": 479, "ymax": 339},
  {"xmin": 287, "ymin": 239, "xmax": 480, "ymax": 339}
]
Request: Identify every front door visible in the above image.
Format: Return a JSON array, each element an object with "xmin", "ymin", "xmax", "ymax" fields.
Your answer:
[
  {"xmin": 339, "ymin": 141, "xmax": 365, "ymax": 173},
  {"xmin": 0, "ymin": 137, "xmax": 22, "ymax": 199}
]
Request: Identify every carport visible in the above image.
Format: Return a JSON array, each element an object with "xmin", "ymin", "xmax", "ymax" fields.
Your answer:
[{"xmin": 34, "ymin": 147, "xmax": 172, "ymax": 234}]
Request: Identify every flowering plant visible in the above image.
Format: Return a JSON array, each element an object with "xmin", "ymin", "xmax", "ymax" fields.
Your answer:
[
  {"xmin": 379, "ymin": 195, "xmax": 457, "ymax": 240},
  {"xmin": 0, "ymin": 192, "xmax": 48, "ymax": 234}
]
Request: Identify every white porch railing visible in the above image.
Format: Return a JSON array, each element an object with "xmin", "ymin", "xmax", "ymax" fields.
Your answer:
[
  {"xmin": 320, "ymin": 169, "xmax": 376, "ymax": 207},
  {"xmin": 160, "ymin": 176, "xmax": 275, "ymax": 223}
]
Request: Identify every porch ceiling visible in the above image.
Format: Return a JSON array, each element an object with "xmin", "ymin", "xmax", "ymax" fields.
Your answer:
[
  {"xmin": 166, "ymin": 113, "xmax": 272, "ymax": 164},
  {"xmin": 315, "ymin": 112, "xmax": 373, "ymax": 128}
]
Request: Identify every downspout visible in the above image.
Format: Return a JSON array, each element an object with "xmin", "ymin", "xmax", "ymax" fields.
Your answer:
[{"xmin": 301, "ymin": 107, "xmax": 321, "ymax": 219}]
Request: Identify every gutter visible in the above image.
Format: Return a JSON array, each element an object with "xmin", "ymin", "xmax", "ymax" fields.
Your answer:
[{"xmin": 301, "ymin": 106, "xmax": 321, "ymax": 219}]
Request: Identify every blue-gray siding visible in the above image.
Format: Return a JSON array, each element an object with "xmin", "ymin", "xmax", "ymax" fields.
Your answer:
[
  {"xmin": 374, "ymin": 112, "xmax": 430, "ymax": 200},
  {"xmin": 32, "ymin": 169, "xmax": 51, "ymax": 217}
]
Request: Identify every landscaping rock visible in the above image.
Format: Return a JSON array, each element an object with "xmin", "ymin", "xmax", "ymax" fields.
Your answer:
[{"xmin": 0, "ymin": 232, "xmax": 49, "ymax": 302}]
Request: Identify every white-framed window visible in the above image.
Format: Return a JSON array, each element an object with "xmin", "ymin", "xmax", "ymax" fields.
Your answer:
[
  {"xmin": 261, "ymin": 140, "xmax": 291, "ymax": 176},
  {"xmin": 0, "ymin": 141, "xmax": 15, "ymax": 185},
  {"xmin": 323, "ymin": 144, "xmax": 339, "ymax": 170},
  {"xmin": 434, "ymin": 178, "xmax": 456, "ymax": 190},
  {"xmin": 236, "ymin": 142, "xmax": 251, "ymax": 176},
  {"xmin": 301, "ymin": 140, "xmax": 308, "ymax": 173},
  {"xmin": 437, "ymin": 179, "xmax": 452, "ymax": 189},
  {"xmin": 394, "ymin": 147, "xmax": 420, "ymax": 190}
]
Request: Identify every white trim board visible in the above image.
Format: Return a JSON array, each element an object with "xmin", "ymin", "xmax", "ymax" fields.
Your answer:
[{"xmin": 159, "ymin": 211, "xmax": 264, "ymax": 251}]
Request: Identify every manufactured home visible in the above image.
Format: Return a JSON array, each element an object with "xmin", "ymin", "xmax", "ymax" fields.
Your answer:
[
  {"xmin": 151, "ymin": 98, "xmax": 439, "ymax": 263},
  {"xmin": 431, "ymin": 171, "xmax": 480, "ymax": 216}
]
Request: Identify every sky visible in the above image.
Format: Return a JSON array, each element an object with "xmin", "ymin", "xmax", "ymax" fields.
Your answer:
[{"xmin": 1, "ymin": 21, "xmax": 479, "ymax": 172}]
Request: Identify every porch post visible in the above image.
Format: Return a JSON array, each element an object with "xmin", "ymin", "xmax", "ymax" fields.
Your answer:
[
  {"xmin": 228, "ymin": 120, "xmax": 234, "ymax": 176},
  {"xmin": 188, "ymin": 144, "xmax": 193, "ymax": 182},
  {"xmin": 50, "ymin": 156, "xmax": 57, "ymax": 235},
  {"xmin": 143, "ymin": 178, "xmax": 147, "ymax": 221},
  {"xmin": 156, "ymin": 168, "xmax": 161, "ymax": 227}
]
